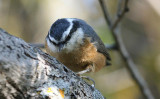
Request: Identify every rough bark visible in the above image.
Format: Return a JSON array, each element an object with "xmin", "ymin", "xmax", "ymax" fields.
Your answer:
[{"xmin": 0, "ymin": 28, "xmax": 104, "ymax": 99}]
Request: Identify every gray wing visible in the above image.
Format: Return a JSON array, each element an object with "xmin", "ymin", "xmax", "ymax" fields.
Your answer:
[{"xmin": 77, "ymin": 19, "xmax": 111, "ymax": 65}]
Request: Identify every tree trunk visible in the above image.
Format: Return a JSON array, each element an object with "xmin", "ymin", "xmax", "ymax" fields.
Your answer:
[{"xmin": 0, "ymin": 28, "xmax": 104, "ymax": 99}]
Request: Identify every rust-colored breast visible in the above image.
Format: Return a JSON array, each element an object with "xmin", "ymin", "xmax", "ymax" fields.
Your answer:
[{"xmin": 45, "ymin": 38, "xmax": 106, "ymax": 72}]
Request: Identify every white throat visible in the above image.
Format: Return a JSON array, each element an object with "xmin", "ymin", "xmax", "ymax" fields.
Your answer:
[{"xmin": 63, "ymin": 28, "xmax": 84, "ymax": 52}]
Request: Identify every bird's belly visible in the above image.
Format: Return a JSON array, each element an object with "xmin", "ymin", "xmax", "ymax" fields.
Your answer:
[
  {"xmin": 46, "ymin": 38, "xmax": 106, "ymax": 72},
  {"xmin": 57, "ymin": 40, "xmax": 106, "ymax": 72},
  {"xmin": 57, "ymin": 51, "xmax": 94, "ymax": 72}
]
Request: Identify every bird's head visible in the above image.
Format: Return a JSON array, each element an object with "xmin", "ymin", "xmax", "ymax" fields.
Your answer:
[{"xmin": 46, "ymin": 18, "xmax": 86, "ymax": 52}]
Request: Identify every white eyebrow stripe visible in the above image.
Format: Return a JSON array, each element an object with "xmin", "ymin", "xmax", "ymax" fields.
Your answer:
[
  {"xmin": 48, "ymin": 30, "xmax": 59, "ymax": 44},
  {"xmin": 61, "ymin": 18, "xmax": 75, "ymax": 42}
]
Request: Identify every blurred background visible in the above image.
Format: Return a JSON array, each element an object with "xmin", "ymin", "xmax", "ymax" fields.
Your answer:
[{"xmin": 0, "ymin": 0, "xmax": 160, "ymax": 99}]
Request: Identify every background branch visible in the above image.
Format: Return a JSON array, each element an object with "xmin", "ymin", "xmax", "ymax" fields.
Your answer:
[
  {"xmin": 111, "ymin": 0, "xmax": 129, "ymax": 30},
  {"xmin": 98, "ymin": 0, "xmax": 155, "ymax": 99},
  {"xmin": 29, "ymin": 43, "xmax": 45, "ymax": 48},
  {"xmin": 98, "ymin": 0, "xmax": 112, "ymax": 27}
]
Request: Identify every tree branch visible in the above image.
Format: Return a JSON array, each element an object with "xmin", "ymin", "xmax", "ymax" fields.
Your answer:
[
  {"xmin": 29, "ymin": 43, "xmax": 45, "ymax": 48},
  {"xmin": 105, "ymin": 44, "xmax": 118, "ymax": 50},
  {"xmin": 98, "ymin": 0, "xmax": 112, "ymax": 27},
  {"xmin": 0, "ymin": 28, "xmax": 105, "ymax": 99},
  {"xmin": 111, "ymin": 0, "xmax": 129, "ymax": 30},
  {"xmin": 98, "ymin": 0, "xmax": 155, "ymax": 99}
]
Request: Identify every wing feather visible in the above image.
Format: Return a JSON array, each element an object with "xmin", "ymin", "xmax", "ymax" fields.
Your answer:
[{"xmin": 76, "ymin": 19, "xmax": 111, "ymax": 65}]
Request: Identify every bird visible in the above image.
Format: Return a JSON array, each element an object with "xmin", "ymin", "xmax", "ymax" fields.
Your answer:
[{"xmin": 45, "ymin": 18, "xmax": 111, "ymax": 74}]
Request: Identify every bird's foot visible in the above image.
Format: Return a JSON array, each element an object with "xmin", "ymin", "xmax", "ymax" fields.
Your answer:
[
  {"xmin": 76, "ymin": 68, "xmax": 91, "ymax": 75},
  {"xmin": 76, "ymin": 68, "xmax": 95, "ymax": 87},
  {"xmin": 80, "ymin": 76, "xmax": 95, "ymax": 88}
]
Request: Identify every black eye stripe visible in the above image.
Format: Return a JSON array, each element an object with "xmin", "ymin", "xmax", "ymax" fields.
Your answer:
[
  {"xmin": 64, "ymin": 21, "xmax": 80, "ymax": 43},
  {"xmin": 48, "ymin": 36, "xmax": 57, "ymax": 46},
  {"xmin": 49, "ymin": 21, "xmax": 80, "ymax": 46}
]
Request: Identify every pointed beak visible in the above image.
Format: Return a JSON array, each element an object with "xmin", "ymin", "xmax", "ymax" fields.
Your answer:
[{"xmin": 58, "ymin": 43, "xmax": 64, "ymax": 52}]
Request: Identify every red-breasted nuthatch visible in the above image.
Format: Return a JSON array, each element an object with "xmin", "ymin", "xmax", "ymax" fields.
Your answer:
[{"xmin": 45, "ymin": 18, "xmax": 111, "ymax": 74}]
